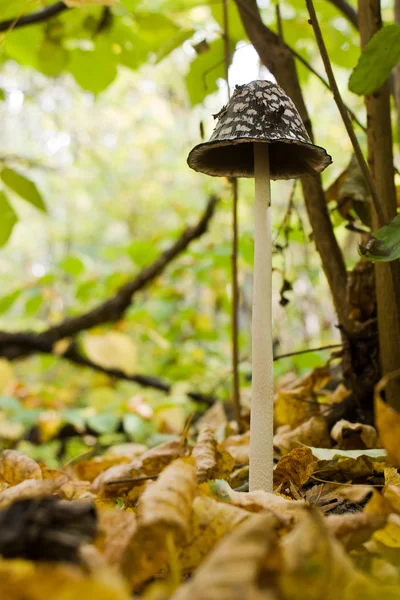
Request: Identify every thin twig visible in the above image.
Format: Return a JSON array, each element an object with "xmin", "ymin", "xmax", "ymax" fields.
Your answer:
[
  {"xmin": 274, "ymin": 343, "xmax": 343, "ymax": 361},
  {"xmin": 305, "ymin": 0, "xmax": 385, "ymax": 227},
  {"xmin": 0, "ymin": 2, "xmax": 70, "ymax": 33},
  {"xmin": 105, "ymin": 474, "xmax": 158, "ymax": 486}
]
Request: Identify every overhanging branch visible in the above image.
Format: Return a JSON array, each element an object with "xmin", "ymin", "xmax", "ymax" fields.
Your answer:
[{"xmin": 0, "ymin": 2, "xmax": 70, "ymax": 33}]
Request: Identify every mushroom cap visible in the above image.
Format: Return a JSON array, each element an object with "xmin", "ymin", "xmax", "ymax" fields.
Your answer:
[{"xmin": 187, "ymin": 80, "xmax": 331, "ymax": 180}]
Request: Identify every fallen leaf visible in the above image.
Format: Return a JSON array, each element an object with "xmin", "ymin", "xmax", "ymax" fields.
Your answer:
[
  {"xmin": 195, "ymin": 402, "xmax": 227, "ymax": 431},
  {"xmin": 140, "ymin": 439, "xmax": 186, "ymax": 475},
  {"xmin": 0, "ymin": 450, "xmax": 42, "ymax": 484},
  {"xmin": 103, "ymin": 443, "xmax": 147, "ymax": 461},
  {"xmin": 0, "ymin": 477, "xmax": 66, "ymax": 509},
  {"xmin": 330, "ymin": 419, "xmax": 377, "ymax": 450},
  {"xmin": 74, "ymin": 456, "xmax": 130, "ymax": 483},
  {"xmin": 222, "ymin": 430, "xmax": 249, "ymax": 464},
  {"xmin": 120, "ymin": 458, "xmax": 197, "ymax": 588},
  {"xmin": 326, "ymin": 512, "xmax": 386, "ymax": 550},
  {"xmin": 83, "ymin": 331, "xmax": 137, "ymax": 376},
  {"xmin": 91, "ymin": 463, "xmax": 141, "ymax": 495},
  {"xmin": 375, "ymin": 376, "xmax": 400, "ymax": 467},
  {"xmin": 193, "ymin": 425, "xmax": 235, "ymax": 483},
  {"xmin": 172, "ymin": 513, "xmax": 281, "ymax": 600},
  {"xmin": 274, "ymin": 416, "xmax": 330, "ymax": 455},
  {"xmin": 96, "ymin": 508, "xmax": 137, "ymax": 568},
  {"xmin": 179, "ymin": 495, "xmax": 250, "ymax": 572},
  {"xmin": 0, "ymin": 559, "xmax": 130, "ymax": 600},
  {"xmin": 274, "ymin": 447, "xmax": 318, "ymax": 490}
]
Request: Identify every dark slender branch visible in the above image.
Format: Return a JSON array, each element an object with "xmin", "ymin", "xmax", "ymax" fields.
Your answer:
[
  {"xmin": 274, "ymin": 343, "xmax": 343, "ymax": 361},
  {"xmin": 0, "ymin": 2, "xmax": 70, "ymax": 33},
  {"xmin": 326, "ymin": 0, "xmax": 358, "ymax": 29},
  {"xmin": 305, "ymin": 0, "xmax": 385, "ymax": 227}
]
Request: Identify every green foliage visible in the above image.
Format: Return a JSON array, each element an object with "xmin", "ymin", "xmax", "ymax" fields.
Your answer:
[
  {"xmin": 186, "ymin": 39, "xmax": 226, "ymax": 105},
  {"xmin": 1, "ymin": 167, "xmax": 46, "ymax": 212},
  {"xmin": 359, "ymin": 215, "xmax": 400, "ymax": 262},
  {"xmin": 0, "ymin": 191, "xmax": 18, "ymax": 247},
  {"xmin": 349, "ymin": 24, "xmax": 400, "ymax": 95}
]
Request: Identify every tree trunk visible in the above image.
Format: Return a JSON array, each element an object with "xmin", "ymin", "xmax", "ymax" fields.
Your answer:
[{"xmin": 358, "ymin": 0, "xmax": 400, "ymax": 410}]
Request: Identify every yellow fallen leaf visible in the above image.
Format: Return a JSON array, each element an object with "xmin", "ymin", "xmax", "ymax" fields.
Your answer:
[
  {"xmin": 274, "ymin": 447, "xmax": 318, "ymax": 490},
  {"xmin": 120, "ymin": 458, "xmax": 197, "ymax": 588},
  {"xmin": 326, "ymin": 512, "xmax": 386, "ymax": 550},
  {"xmin": 0, "ymin": 477, "xmax": 65, "ymax": 508},
  {"xmin": 91, "ymin": 463, "xmax": 141, "ymax": 496},
  {"xmin": 274, "ymin": 416, "xmax": 330, "ymax": 455},
  {"xmin": 375, "ymin": 375, "xmax": 400, "ymax": 467},
  {"xmin": 172, "ymin": 513, "xmax": 280, "ymax": 600},
  {"xmin": 279, "ymin": 508, "xmax": 372, "ymax": 600},
  {"xmin": 330, "ymin": 419, "xmax": 377, "ymax": 450},
  {"xmin": 74, "ymin": 456, "xmax": 131, "ymax": 483},
  {"xmin": 373, "ymin": 515, "xmax": 400, "ymax": 549},
  {"xmin": 210, "ymin": 479, "xmax": 304, "ymax": 524},
  {"xmin": 193, "ymin": 425, "xmax": 235, "ymax": 483},
  {"xmin": 83, "ymin": 331, "xmax": 137, "ymax": 376},
  {"xmin": 104, "ymin": 443, "xmax": 147, "ymax": 461},
  {"xmin": 195, "ymin": 402, "xmax": 227, "ymax": 432},
  {"xmin": 0, "ymin": 450, "xmax": 42, "ymax": 484},
  {"xmin": 274, "ymin": 366, "xmax": 330, "ymax": 429},
  {"xmin": 96, "ymin": 508, "xmax": 137, "ymax": 568},
  {"xmin": 140, "ymin": 440, "xmax": 186, "ymax": 475},
  {"xmin": 222, "ymin": 430, "xmax": 249, "ymax": 464},
  {"xmin": 0, "ymin": 559, "xmax": 130, "ymax": 600},
  {"xmin": 179, "ymin": 495, "xmax": 250, "ymax": 572}
]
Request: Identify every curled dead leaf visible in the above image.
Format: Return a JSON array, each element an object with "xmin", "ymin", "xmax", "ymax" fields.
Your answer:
[
  {"xmin": 326, "ymin": 512, "xmax": 386, "ymax": 550},
  {"xmin": 193, "ymin": 425, "xmax": 235, "ymax": 483},
  {"xmin": 120, "ymin": 458, "xmax": 197, "ymax": 588},
  {"xmin": 96, "ymin": 508, "xmax": 137, "ymax": 568},
  {"xmin": 375, "ymin": 373, "xmax": 400, "ymax": 467},
  {"xmin": 331, "ymin": 419, "xmax": 377, "ymax": 450},
  {"xmin": 0, "ymin": 450, "xmax": 42, "ymax": 484},
  {"xmin": 222, "ymin": 430, "xmax": 249, "ymax": 464},
  {"xmin": 274, "ymin": 416, "xmax": 330, "ymax": 456},
  {"xmin": 0, "ymin": 477, "xmax": 66, "ymax": 509},
  {"xmin": 274, "ymin": 447, "xmax": 318, "ymax": 490}
]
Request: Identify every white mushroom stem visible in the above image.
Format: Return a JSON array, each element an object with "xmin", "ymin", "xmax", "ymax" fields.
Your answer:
[{"xmin": 249, "ymin": 143, "xmax": 274, "ymax": 493}]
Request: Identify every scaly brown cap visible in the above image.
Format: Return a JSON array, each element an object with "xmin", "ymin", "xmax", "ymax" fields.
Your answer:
[{"xmin": 187, "ymin": 80, "xmax": 331, "ymax": 180}]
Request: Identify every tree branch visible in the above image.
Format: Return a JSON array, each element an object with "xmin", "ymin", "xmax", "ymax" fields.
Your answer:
[
  {"xmin": 326, "ymin": 0, "xmax": 358, "ymax": 30},
  {"xmin": 234, "ymin": 0, "xmax": 349, "ymax": 326},
  {"xmin": 0, "ymin": 2, "xmax": 70, "ymax": 33},
  {"xmin": 0, "ymin": 195, "xmax": 217, "ymax": 361}
]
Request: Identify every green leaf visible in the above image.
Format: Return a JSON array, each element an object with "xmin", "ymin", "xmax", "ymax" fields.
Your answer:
[
  {"xmin": 126, "ymin": 240, "xmax": 160, "ymax": 267},
  {"xmin": 359, "ymin": 215, "xmax": 400, "ymax": 262},
  {"xmin": 37, "ymin": 39, "xmax": 69, "ymax": 77},
  {"xmin": 24, "ymin": 294, "xmax": 44, "ymax": 317},
  {"xmin": 186, "ymin": 38, "xmax": 225, "ymax": 105},
  {"xmin": 68, "ymin": 40, "xmax": 118, "ymax": 94},
  {"xmin": 1, "ymin": 167, "xmax": 46, "ymax": 212},
  {"xmin": 0, "ymin": 89, "xmax": 5, "ymax": 101},
  {"xmin": 61, "ymin": 409, "xmax": 86, "ymax": 430},
  {"xmin": 87, "ymin": 412, "xmax": 120, "ymax": 434},
  {"xmin": 211, "ymin": 2, "xmax": 247, "ymax": 44},
  {"xmin": 0, "ymin": 191, "xmax": 18, "ymax": 247},
  {"xmin": 59, "ymin": 255, "xmax": 86, "ymax": 276},
  {"xmin": 349, "ymin": 24, "xmax": 400, "ymax": 96},
  {"xmin": 0, "ymin": 289, "xmax": 21, "ymax": 315},
  {"xmin": 123, "ymin": 413, "xmax": 155, "ymax": 443},
  {"xmin": 155, "ymin": 28, "xmax": 195, "ymax": 63},
  {"xmin": 0, "ymin": 396, "xmax": 22, "ymax": 413}
]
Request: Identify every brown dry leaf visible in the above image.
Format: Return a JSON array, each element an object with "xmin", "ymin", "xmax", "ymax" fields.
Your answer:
[
  {"xmin": 0, "ymin": 559, "xmax": 130, "ymax": 600},
  {"xmin": 140, "ymin": 439, "xmax": 186, "ymax": 475},
  {"xmin": 326, "ymin": 512, "xmax": 386, "ymax": 550},
  {"xmin": 279, "ymin": 508, "xmax": 373, "ymax": 600},
  {"xmin": 274, "ymin": 366, "xmax": 330, "ymax": 429},
  {"xmin": 91, "ymin": 463, "xmax": 141, "ymax": 495},
  {"xmin": 104, "ymin": 443, "xmax": 147, "ymax": 461},
  {"xmin": 274, "ymin": 447, "xmax": 318, "ymax": 490},
  {"xmin": 375, "ymin": 379, "xmax": 400, "ymax": 467},
  {"xmin": 74, "ymin": 456, "xmax": 130, "ymax": 483},
  {"xmin": 195, "ymin": 401, "xmax": 227, "ymax": 432},
  {"xmin": 193, "ymin": 425, "xmax": 235, "ymax": 483},
  {"xmin": 172, "ymin": 513, "xmax": 281, "ymax": 600},
  {"xmin": 179, "ymin": 495, "xmax": 250, "ymax": 572},
  {"xmin": 0, "ymin": 450, "xmax": 42, "ymax": 484},
  {"xmin": 315, "ymin": 454, "xmax": 377, "ymax": 483},
  {"xmin": 120, "ymin": 457, "xmax": 197, "ymax": 588},
  {"xmin": 59, "ymin": 478, "xmax": 95, "ymax": 501},
  {"xmin": 384, "ymin": 467, "xmax": 400, "ymax": 486},
  {"xmin": 210, "ymin": 479, "xmax": 305, "ymax": 524},
  {"xmin": 222, "ymin": 430, "xmax": 249, "ymax": 464},
  {"xmin": 0, "ymin": 476, "xmax": 66, "ymax": 508},
  {"xmin": 274, "ymin": 416, "xmax": 330, "ymax": 455},
  {"xmin": 96, "ymin": 508, "xmax": 137, "ymax": 568},
  {"xmin": 306, "ymin": 483, "xmax": 346, "ymax": 514},
  {"xmin": 336, "ymin": 485, "xmax": 374, "ymax": 504},
  {"xmin": 331, "ymin": 419, "xmax": 377, "ymax": 450}
]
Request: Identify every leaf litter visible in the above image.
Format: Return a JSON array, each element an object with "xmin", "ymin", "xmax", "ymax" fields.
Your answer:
[{"xmin": 0, "ymin": 366, "xmax": 400, "ymax": 598}]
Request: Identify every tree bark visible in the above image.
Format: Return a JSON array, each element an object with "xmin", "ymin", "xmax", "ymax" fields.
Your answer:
[
  {"xmin": 358, "ymin": 0, "xmax": 400, "ymax": 410},
  {"xmin": 234, "ymin": 0, "xmax": 348, "ymax": 326}
]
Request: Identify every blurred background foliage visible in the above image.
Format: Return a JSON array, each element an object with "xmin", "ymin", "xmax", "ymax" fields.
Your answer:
[{"xmin": 0, "ymin": 0, "xmax": 378, "ymax": 464}]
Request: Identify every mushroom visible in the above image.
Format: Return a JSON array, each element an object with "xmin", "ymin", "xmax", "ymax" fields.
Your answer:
[{"xmin": 187, "ymin": 80, "xmax": 331, "ymax": 492}]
